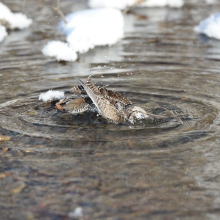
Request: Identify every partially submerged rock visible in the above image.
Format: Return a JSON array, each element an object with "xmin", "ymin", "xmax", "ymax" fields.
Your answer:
[{"xmin": 0, "ymin": 135, "xmax": 10, "ymax": 141}]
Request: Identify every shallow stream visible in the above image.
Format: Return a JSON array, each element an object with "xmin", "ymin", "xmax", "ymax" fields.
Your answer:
[{"xmin": 1, "ymin": 0, "xmax": 220, "ymax": 219}]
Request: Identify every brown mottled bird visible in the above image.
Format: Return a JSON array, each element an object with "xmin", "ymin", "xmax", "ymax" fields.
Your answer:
[{"xmin": 56, "ymin": 76, "xmax": 148, "ymax": 123}]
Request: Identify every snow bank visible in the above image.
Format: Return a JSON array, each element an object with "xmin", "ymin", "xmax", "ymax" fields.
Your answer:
[
  {"xmin": 60, "ymin": 8, "xmax": 124, "ymax": 53},
  {"xmin": 42, "ymin": 41, "xmax": 78, "ymax": 62},
  {"xmin": 194, "ymin": 13, "xmax": 220, "ymax": 40},
  {"xmin": 0, "ymin": 25, "xmax": 7, "ymax": 42},
  {"xmin": 138, "ymin": 0, "xmax": 184, "ymax": 8},
  {"xmin": 39, "ymin": 90, "xmax": 65, "ymax": 102},
  {"xmin": 0, "ymin": 2, "xmax": 32, "ymax": 29},
  {"xmin": 88, "ymin": 0, "xmax": 136, "ymax": 10}
]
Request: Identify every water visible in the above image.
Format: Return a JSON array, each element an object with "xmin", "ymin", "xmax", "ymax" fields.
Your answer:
[{"xmin": 1, "ymin": 0, "xmax": 220, "ymax": 219}]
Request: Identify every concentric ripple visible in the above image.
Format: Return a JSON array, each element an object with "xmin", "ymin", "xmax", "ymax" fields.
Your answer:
[{"xmin": 0, "ymin": 86, "xmax": 216, "ymax": 149}]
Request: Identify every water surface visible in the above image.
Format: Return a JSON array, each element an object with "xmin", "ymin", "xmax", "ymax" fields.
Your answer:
[{"xmin": 1, "ymin": 0, "xmax": 220, "ymax": 219}]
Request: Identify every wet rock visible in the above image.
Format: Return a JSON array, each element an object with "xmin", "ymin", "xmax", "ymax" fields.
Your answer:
[
  {"xmin": 0, "ymin": 135, "xmax": 10, "ymax": 141},
  {"xmin": 11, "ymin": 182, "xmax": 26, "ymax": 194}
]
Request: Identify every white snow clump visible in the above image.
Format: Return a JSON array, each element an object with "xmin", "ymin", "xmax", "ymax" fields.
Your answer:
[
  {"xmin": 42, "ymin": 41, "xmax": 78, "ymax": 62},
  {"xmin": 0, "ymin": 25, "xmax": 7, "ymax": 42},
  {"xmin": 59, "ymin": 8, "xmax": 124, "ymax": 53},
  {"xmin": 68, "ymin": 207, "xmax": 83, "ymax": 219},
  {"xmin": 39, "ymin": 90, "xmax": 65, "ymax": 102},
  {"xmin": 194, "ymin": 13, "xmax": 220, "ymax": 40},
  {"xmin": 42, "ymin": 8, "xmax": 124, "ymax": 61},
  {"xmin": 0, "ymin": 2, "xmax": 32, "ymax": 30}
]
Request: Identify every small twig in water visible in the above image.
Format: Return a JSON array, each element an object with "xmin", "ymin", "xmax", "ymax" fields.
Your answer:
[
  {"xmin": 23, "ymin": 0, "xmax": 26, "ymax": 10},
  {"xmin": 53, "ymin": 0, "xmax": 67, "ymax": 24},
  {"xmin": 124, "ymin": 0, "xmax": 147, "ymax": 13}
]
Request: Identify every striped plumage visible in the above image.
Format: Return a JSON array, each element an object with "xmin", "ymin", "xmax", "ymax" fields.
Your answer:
[
  {"xmin": 63, "ymin": 97, "xmax": 92, "ymax": 114},
  {"xmin": 79, "ymin": 76, "xmax": 148, "ymax": 123},
  {"xmin": 56, "ymin": 76, "xmax": 148, "ymax": 123}
]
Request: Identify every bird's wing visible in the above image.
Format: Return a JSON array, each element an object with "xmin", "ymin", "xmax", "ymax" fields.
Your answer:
[{"xmin": 78, "ymin": 76, "xmax": 102, "ymax": 113}]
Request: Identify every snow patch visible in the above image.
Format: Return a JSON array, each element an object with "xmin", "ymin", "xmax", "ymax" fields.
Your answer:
[
  {"xmin": 60, "ymin": 8, "xmax": 124, "ymax": 53},
  {"xmin": 194, "ymin": 13, "xmax": 220, "ymax": 40},
  {"xmin": 0, "ymin": 25, "xmax": 7, "ymax": 42},
  {"xmin": 42, "ymin": 41, "xmax": 78, "ymax": 62},
  {"xmin": 68, "ymin": 207, "xmax": 83, "ymax": 219},
  {"xmin": 43, "ymin": 8, "xmax": 124, "ymax": 61},
  {"xmin": 39, "ymin": 90, "xmax": 65, "ymax": 102},
  {"xmin": 0, "ymin": 2, "xmax": 32, "ymax": 29}
]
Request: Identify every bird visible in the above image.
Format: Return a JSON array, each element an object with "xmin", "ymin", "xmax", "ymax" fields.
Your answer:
[{"xmin": 55, "ymin": 76, "xmax": 149, "ymax": 123}]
